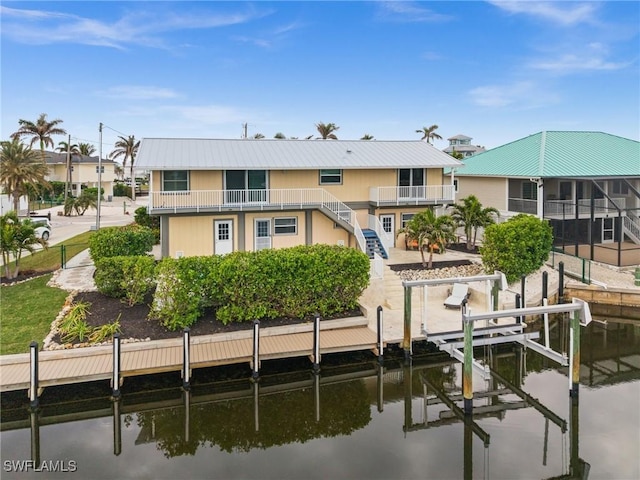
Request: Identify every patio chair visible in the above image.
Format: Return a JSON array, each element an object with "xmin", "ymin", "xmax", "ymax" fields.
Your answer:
[{"xmin": 444, "ymin": 283, "xmax": 470, "ymax": 309}]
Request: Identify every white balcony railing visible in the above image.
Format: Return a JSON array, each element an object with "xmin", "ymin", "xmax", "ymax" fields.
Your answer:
[{"xmin": 369, "ymin": 185, "xmax": 455, "ymax": 206}]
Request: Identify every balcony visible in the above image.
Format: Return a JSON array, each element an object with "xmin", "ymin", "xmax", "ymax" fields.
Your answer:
[
  {"xmin": 507, "ymin": 197, "xmax": 628, "ymax": 218},
  {"xmin": 369, "ymin": 185, "xmax": 455, "ymax": 206}
]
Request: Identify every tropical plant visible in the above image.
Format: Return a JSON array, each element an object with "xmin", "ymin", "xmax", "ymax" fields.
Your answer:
[
  {"xmin": 0, "ymin": 212, "xmax": 47, "ymax": 279},
  {"xmin": 415, "ymin": 124, "xmax": 442, "ymax": 144},
  {"xmin": 274, "ymin": 132, "xmax": 286, "ymax": 139},
  {"xmin": 398, "ymin": 209, "xmax": 456, "ymax": 268},
  {"xmin": 252, "ymin": 133, "xmax": 265, "ymax": 139},
  {"xmin": 78, "ymin": 142, "xmax": 97, "ymax": 156},
  {"xmin": 448, "ymin": 150, "xmax": 464, "ymax": 160},
  {"xmin": 114, "ymin": 164, "xmax": 124, "ymax": 180},
  {"xmin": 1, "ymin": 138, "xmax": 50, "ymax": 212},
  {"xmin": 63, "ymin": 190, "xmax": 97, "ymax": 216},
  {"xmin": 56, "ymin": 140, "xmax": 81, "ymax": 202},
  {"xmin": 11, "ymin": 113, "xmax": 66, "ymax": 156},
  {"xmin": 480, "ymin": 214, "xmax": 553, "ymax": 283},
  {"xmin": 109, "ymin": 135, "xmax": 140, "ymax": 200},
  {"xmin": 315, "ymin": 122, "xmax": 339, "ymax": 140},
  {"xmin": 89, "ymin": 318, "xmax": 122, "ymax": 343},
  {"xmin": 360, "ymin": 134, "xmax": 374, "ymax": 140},
  {"xmin": 450, "ymin": 195, "xmax": 500, "ymax": 250}
]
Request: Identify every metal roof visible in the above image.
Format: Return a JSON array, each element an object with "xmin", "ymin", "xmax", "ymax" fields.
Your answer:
[
  {"xmin": 135, "ymin": 138, "xmax": 463, "ymax": 170},
  {"xmin": 454, "ymin": 131, "xmax": 640, "ymax": 178}
]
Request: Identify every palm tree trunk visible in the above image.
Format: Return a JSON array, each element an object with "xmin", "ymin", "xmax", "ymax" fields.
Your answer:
[
  {"xmin": 428, "ymin": 248, "xmax": 434, "ymax": 269},
  {"xmin": 12, "ymin": 192, "xmax": 20, "ymax": 214},
  {"xmin": 130, "ymin": 164, "xmax": 136, "ymax": 201},
  {"xmin": 420, "ymin": 246, "xmax": 427, "ymax": 267}
]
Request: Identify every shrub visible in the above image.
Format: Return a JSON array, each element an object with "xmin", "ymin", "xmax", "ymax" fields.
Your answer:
[
  {"xmin": 150, "ymin": 256, "xmax": 222, "ymax": 331},
  {"xmin": 113, "ymin": 183, "xmax": 129, "ymax": 197},
  {"xmin": 214, "ymin": 245, "xmax": 370, "ymax": 325},
  {"xmin": 59, "ymin": 301, "xmax": 92, "ymax": 343},
  {"xmin": 134, "ymin": 206, "xmax": 160, "ymax": 244},
  {"xmin": 94, "ymin": 256, "xmax": 156, "ymax": 305},
  {"xmin": 88, "ymin": 225, "xmax": 155, "ymax": 262},
  {"xmin": 480, "ymin": 214, "xmax": 553, "ymax": 283}
]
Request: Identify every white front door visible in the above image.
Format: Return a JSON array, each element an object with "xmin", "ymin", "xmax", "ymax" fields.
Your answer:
[
  {"xmin": 602, "ymin": 217, "xmax": 614, "ymax": 244},
  {"xmin": 380, "ymin": 214, "xmax": 395, "ymax": 247},
  {"xmin": 255, "ymin": 219, "xmax": 272, "ymax": 251},
  {"xmin": 214, "ymin": 220, "xmax": 233, "ymax": 255}
]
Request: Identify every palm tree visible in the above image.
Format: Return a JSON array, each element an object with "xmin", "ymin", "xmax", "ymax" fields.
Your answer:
[
  {"xmin": 109, "ymin": 135, "xmax": 140, "ymax": 200},
  {"xmin": 253, "ymin": 133, "xmax": 265, "ymax": 139},
  {"xmin": 399, "ymin": 209, "xmax": 456, "ymax": 268},
  {"xmin": 114, "ymin": 164, "xmax": 124, "ymax": 180},
  {"xmin": 451, "ymin": 194, "xmax": 499, "ymax": 250},
  {"xmin": 11, "ymin": 113, "xmax": 66, "ymax": 157},
  {"xmin": 274, "ymin": 132, "xmax": 286, "ymax": 139},
  {"xmin": 415, "ymin": 125, "xmax": 442, "ymax": 144},
  {"xmin": 56, "ymin": 141, "xmax": 81, "ymax": 203},
  {"xmin": 1, "ymin": 139, "xmax": 50, "ymax": 213},
  {"xmin": 448, "ymin": 149, "xmax": 464, "ymax": 160},
  {"xmin": 360, "ymin": 134, "xmax": 374, "ymax": 140},
  {"xmin": 315, "ymin": 122, "xmax": 339, "ymax": 140},
  {"xmin": 0, "ymin": 212, "xmax": 47, "ymax": 279},
  {"xmin": 78, "ymin": 142, "xmax": 97, "ymax": 156}
]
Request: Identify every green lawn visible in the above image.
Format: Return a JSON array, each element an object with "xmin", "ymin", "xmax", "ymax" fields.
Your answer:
[{"xmin": 0, "ymin": 274, "xmax": 69, "ymax": 355}]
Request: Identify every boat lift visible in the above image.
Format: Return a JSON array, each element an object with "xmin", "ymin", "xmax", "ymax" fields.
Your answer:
[{"xmin": 401, "ymin": 271, "xmax": 593, "ymax": 414}]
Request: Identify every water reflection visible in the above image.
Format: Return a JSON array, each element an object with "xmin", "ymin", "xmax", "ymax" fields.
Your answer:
[{"xmin": 1, "ymin": 318, "xmax": 639, "ymax": 479}]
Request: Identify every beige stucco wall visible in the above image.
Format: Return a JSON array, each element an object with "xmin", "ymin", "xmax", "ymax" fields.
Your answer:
[
  {"xmin": 47, "ymin": 163, "xmax": 116, "ymax": 197},
  {"xmin": 456, "ymin": 177, "xmax": 508, "ymax": 211},
  {"xmin": 167, "ymin": 214, "xmax": 237, "ymax": 257},
  {"xmin": 311, "ymin": 210, "xmax": 351, "ymax": 246},
  {"xmin": 244, "ymin": 212, "xmax": 306, "ymax": 250}
]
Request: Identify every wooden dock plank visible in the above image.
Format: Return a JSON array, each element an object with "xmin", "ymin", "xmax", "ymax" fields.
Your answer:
[{"xmin": 0, "ymin": 325, "xmax": 379, "ymax": 393}]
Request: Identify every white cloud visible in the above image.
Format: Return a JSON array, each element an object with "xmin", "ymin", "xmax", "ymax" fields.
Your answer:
[
  {"xmin": 99, "ymin": 86, "xmax": 181, "ymax": 101},
  {"xmin": 469, "ymin": 81, "xmax": 559, "ymax": 108},
  {"xmin": 528, "ymin": 43, "xmax": 632, "ymax": 73},
  {"xmin": 0, "ymin": 5, "xmax": 270, "ymax": 50},
  {"xmin": 376, "ymin": 1, "xmax": 453, "ymax": 22},
  {"xmin": 489, "ymin": 1, "xmax": 598, "ymax": 26}
]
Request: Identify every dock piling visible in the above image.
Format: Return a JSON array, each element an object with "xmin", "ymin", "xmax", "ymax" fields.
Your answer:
[
  {"xmin": 312, "ymin": 314, "xmax": 321, "ymax": 372},
  {"xmin": 182, "ymin": 328, "xmax": 191, "ymax": 390},
  {"xmin": 111, "ymin": 334, "xmax": 121, "ymax": 398},
  {"xmin": 515, "ymin": 294, "xmax": 522, "ymax": 324},
  {"xmin": 376, "ymin": 306, "xmax": 384, "ymax": 364},
  {"xmin": 252, "ymin": 320, "xmax": 260, "ymax": 379},
  {"xmin": 462, "ymin": 304, "xmax": 473, "ymax": 415},
  {"xmin": 570, "ymin": 310, "xmax": 581, "ymax": 397},
  {"xmin": 403, "ymin": 285, "xmax": 412, "ymax": 358},
  {"xmin": 29, "ymin": 341, "xmax": 39, "ymax": 409},
  {"xmin": 558, "ymin": 262, "xmax": 565, "ymax": 302}
]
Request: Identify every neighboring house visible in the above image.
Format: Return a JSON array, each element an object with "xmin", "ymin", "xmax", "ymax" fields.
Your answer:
[
  {"xmin": 451, "ymin": 131, "xmax": 640, "ymax": 267},
  {"xmin": 136, "ymin": 138, "xmax": 462, "ymax": 259},
  {"xmin": 443, "ymin": 134, "xmax": 485, "ymax": 158},
  {"xmin": 44, "ymin": 151, "xmax": 117, "ymax": 199},
  {"xmin": 0, "ymin": 194, "xmax": 28, "ymax": 215}
]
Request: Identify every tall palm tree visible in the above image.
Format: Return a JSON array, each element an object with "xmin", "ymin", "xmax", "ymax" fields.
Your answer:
[
  {"xmin": 315, "ymin": 122, "xmax": 339, "ymax": 140},
  {"xmin": 415, "ymin": 125, "xmax": 442, "ymax": 144},
  {"xmin": 11, "ymin": 113, "xmax": 66, "ymax": 157},
  {"xmin": 451, "ymin": 194, "xmax": 499, "ymax": 250},
  {"xmin": 109, "ymin": 135, "xmax": 140, "ymax": 200},
  {"xmin": 1, "ymin": 139, "xmax": 50, "ymax": 212},
  {"xmin": 400, "ymin": 209, "xmax": 456, "ymax": 268},
  {"xmin": 253, "ymin": 133, "xmax": 265, "ymax": 139},
  {"xmin": 360, "ymin": 134, "xmax": 374, "ymax": 140},
  {"xmin": 78, "ymin": 142, "xmax": 97, "ymax": 156},
  {"xmin": 57, "ymin": 141, "xmax": 81, "ymax": 203}
]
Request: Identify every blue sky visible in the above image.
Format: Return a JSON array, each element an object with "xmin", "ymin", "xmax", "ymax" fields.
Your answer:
[{"xmin": 1, "ymin": 1, "xmax": 638, "ymax": 154}]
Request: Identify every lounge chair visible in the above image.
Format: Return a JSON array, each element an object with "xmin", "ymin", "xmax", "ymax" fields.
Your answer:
[{"xmin": 444, "ymin": 283, "xmax": 470, "ymax": 309}]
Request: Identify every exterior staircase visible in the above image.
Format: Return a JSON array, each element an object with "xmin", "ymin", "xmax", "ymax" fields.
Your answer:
[{"xmin": 362, "ymin": 229, "xmax": 388, "ymax": 259}]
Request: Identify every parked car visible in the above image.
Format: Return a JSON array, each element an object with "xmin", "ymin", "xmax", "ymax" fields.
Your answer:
[{"xmin": 20, "ymin": 217, "xmax": 52, "ymax": 241}]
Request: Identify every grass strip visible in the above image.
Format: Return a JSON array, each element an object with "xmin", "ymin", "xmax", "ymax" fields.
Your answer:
[{"xmin": 0, "ymin": 274, "xmax": 69, "ymax": 355}]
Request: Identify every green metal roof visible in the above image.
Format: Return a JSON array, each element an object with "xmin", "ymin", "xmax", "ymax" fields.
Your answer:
[{"xmin": 454, "ymin": 131, "xmax": 640, "ymax": 178}]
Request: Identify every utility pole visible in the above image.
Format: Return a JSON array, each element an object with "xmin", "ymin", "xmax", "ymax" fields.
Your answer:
[
  {"xmin": 97, "ymin": 123, "xmax": 103, "ymax": 230},
  {"xmin": 64, "ymin": 134, "xmax": 71, "ymax": 204},
  {"xmin": 242, "ymin": 122, "xmax": 247, "ymax": 139}
]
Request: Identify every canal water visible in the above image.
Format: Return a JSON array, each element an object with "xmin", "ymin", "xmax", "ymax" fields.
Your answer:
[{"xmin": 1, "ymin": 317, "xmax": 638, "ymax": 479}]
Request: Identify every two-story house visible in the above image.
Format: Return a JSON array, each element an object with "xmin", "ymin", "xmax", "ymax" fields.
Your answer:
[
  {"xmin": 452, "ymin": 131, "xmax": 640, "ymax": 267},
  {"xmin": 44, "ymin": 151, "xmax": 117, "ymax": 199},
  {"xmin": 442, "ymin": 134, "xmax": 485, "ymax": 158},
  {"xmin": 136, "ymin": 138, "xmax": 462, "ymax": 259}
]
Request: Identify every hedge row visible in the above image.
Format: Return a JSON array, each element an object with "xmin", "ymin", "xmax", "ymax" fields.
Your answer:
[
  {"xmin": 88, "ymin": 225, "xmax": 155, "ymax": 262},
  {"xmin": 95, "ymin": 245, "xmax": 370, "ymax": 331}
]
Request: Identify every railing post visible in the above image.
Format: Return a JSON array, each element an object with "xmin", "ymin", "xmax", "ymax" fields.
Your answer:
[
  {"xmin": 515, "ymin": 294, "xmax": 522, "ymax": 324},
  {"xmin": 403, "ymin": 285, "xmax": 412, "ymax": 358},
  {"xmin": 542, "ymin": 271, "xmax": 548, "ymax": 301},
  {"xmin": 112, "ymin": 333, "xmax": 121, "ymax": 398},
  {"xmin": 462, "ymin": 306, "xmax": 473, "ymax": 415},
  {"xmin": 312, "ymin": 313, "xmax": 321, "ymax": 372},
  {"xmin": 520, "ymin": 274, "xmax": 526, "ymax": 308},
  {"xmin": 558, "ymin": 261, "xmax": 565, "ymax": 302},
  {"xmin": 29, "ymin": 341, "xmax": 39, "ymax": 409},
  {"xmin": 252, "ymin": 320, "xmax": 260, "ymax": 379},
  {"xmin": 182, "ymin": 328, "xmax": 191, "ymax": 390},
  {"xmin": 376, "ymin": 306, "xmax": 384, "ymax": 364}
]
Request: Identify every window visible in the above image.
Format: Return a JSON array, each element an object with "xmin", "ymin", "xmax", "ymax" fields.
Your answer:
[
  {"xmin": 163, "ymin": 170, "xmax": 189, "ymax": 191},
  {"xmin": 612, "ymin": 180, "xmax": 629, "ymax": 195},
  {"xmin": 453, "ymin": 179, "xmax": 459, "ymax": 193},
  {"xmin": 522, "ymin": 181, "xmax": 537, "ymax": 200},
  {"xmin": 274, "ymin": 217, "xmax": 297, "ymax": 235},
  {"xmin": 319, "ymin": 169, "xmax": 342, "ymax": 185},
  {"xmin": 95, "ymin": 166, "xmax": 104, "ymax": 173},
  {"xmin": 398, "ymin": 169, "xmax": 425, "ymax": 187},
  {"xmin": 401, "ymin": 213, "xmax": 415, "ymax": 228}
]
